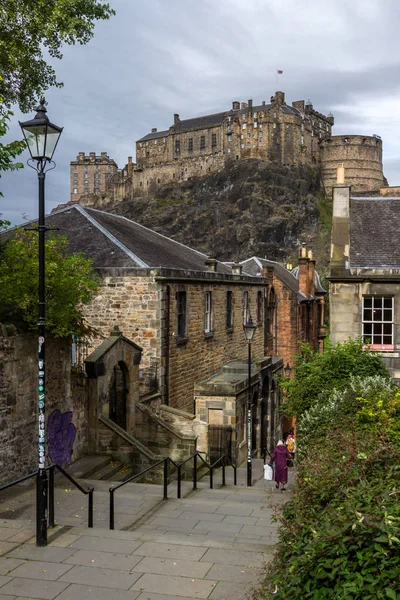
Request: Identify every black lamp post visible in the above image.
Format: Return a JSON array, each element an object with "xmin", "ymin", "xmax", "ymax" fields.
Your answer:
[
  {"xmin": 19, "ymin": 99, "xmax": 63, "ymax": 547},
  {"xmin": 243, "ymin": 315, "xmax": 257, "ymax": 487}
]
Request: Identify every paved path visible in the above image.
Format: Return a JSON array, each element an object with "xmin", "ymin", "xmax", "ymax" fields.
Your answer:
[{"xmin": 0, "ymin": 460, "xmax": 293, "ymax": 599}]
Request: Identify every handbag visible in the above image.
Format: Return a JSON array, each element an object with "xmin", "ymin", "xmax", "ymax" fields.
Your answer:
[{"xmin": 264, "ymin": 464, "xmax": 273, "ymax": 481}]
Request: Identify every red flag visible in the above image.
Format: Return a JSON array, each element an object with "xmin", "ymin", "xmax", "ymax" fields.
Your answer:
[{"xmin": 277, "ymin": 70, "xmax": 283, "ymax": 74}]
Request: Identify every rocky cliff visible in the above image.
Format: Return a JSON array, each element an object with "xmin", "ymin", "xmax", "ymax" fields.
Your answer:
[{"xmin": 62, "ymin": 159, "xmax": 329, "ymax": 265}]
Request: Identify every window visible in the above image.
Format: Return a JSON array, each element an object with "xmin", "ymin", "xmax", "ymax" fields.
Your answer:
[
  {"xmin": 73, "ymin": 188, "xmax": 78, "ymax": 194},
  {"xmin": 212, "ymin": 133, "xmax": 217, "ymax": 147},
  {"xmin": 241, "ymin": 143, "xmax": 244, "ymax": 149},
  {"xmin": 200, "ymin": 136, "xmax": 206, "ymax": 150},
  {"xmin": 247, "ymin": 142, "xmax": 251, "ymax": 148},
  {"xmin": 228, "ymin": 135, "xmax": 232, "ymax": 142},
  {"xmin": 243, "ymin": 291, "xmax": 249, "ymax": 324},
  {"xmin": 247, "ymin": 133, "xmax": 251, "ymax": 139},
  {"xmin": 257, "ymin": 291, "xmax": 263, "ymax": 324},
  {"xmin": 362, "ymin": 296, "xmax": 393, "ymax": 350},
  {"xmin": 242, "ymin": 123, "xmax": 247, "ymax": 130},
  {"xmin": 253, "ymin": 112, "xmax": 257, "ymax": 119},
  {"xmin": 188, "ymin": 138, "xmax": 193, "ymax": 153},
  {"xmin": 259, "ymin": 131, "xmax": 263, "ymax": 138},
  {"xmin": 204, "ymin": 291, "xmax": 212, "ymax": 333},
  {"xmin": 226, "ymin": 291, "xmax": 233, "ymax": 329},
  {"xmin": 175, "ymin": 139, "xmax": 180, "ymax": 153},
  {"xmin": 241, "ymin": 134, "xmax": 244, "ymax": 140},
  {"xmin": 301, "ymin": 135, "xmax": 304, "ymax": 145},
  {"xmin": 176, "ymin": 291, "xmax": 187, "ymax": 338}
]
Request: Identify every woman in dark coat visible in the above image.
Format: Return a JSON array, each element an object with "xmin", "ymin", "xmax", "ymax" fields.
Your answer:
[{"xmin": 268, "ymin": 440, "xmax": 292, "ymax": 491}]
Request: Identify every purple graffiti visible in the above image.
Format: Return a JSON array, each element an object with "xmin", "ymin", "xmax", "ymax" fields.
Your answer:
[{"xmin": 48, "ymin": 410, "xmax": 76, "ymax": 467}]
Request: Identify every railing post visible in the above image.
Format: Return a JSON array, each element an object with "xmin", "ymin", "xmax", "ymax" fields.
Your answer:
[
  {"xmin": 109, "ymin": 488, "xmax": 115, "ymax": 530},
  {"xmin": 193, "ymin": 453, "xmax": 197, "ymax": 490},
  {"xmin": 177, "ymin": 464, "xmax": 182, "ymax": 499},
  {"xmin": 163, "ymin": 459, "xmax": 168, "ymax": 500},
  {"xmin": 222, "ymin": 462, "xmax": 226, "ymax": 487},
  {"xmin": 48, "ymin": 466, "xmax": 55, "ymax": 528},
  {"xmin": 88, "ymin": 487, "xmax": 94, "ymax": 528},
  {"xmin": 210, "ymin": 467, "xmax": 213, "ymax": 490},
  {"xmin": 234, "ymin": 465, "xmax": 237, "ymax": 486}
]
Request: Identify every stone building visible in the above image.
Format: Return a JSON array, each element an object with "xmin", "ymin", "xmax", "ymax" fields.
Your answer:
[
  {"xmin": 329, "ymin": 172, "xmax": 400, "ymax": 380},
  {"xmin": 70, "ymin": 152, "xmax": 118, "ymax": 202}
]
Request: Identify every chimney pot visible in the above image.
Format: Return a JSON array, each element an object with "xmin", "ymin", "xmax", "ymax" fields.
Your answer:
[{"xmin": 151, "ymin": 127, "xmax": 157, "ymax": 133}]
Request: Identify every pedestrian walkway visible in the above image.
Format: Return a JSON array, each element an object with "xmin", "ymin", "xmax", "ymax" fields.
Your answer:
[{"xmin": 0, "ymin": 459, "xmax": 293, "ymax": 599}]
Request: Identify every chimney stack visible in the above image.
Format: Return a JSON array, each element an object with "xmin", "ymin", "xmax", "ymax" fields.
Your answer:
[
  {"xmin": 151, "ymin": 128, "xmax": 157, "ymax": 133},
  {"xmin": 232, "ymin": 101, "xmax": 240, "ymax": 110},
  {"xmin": 204, "ymin": 258, "xmax": 217, "ymax": 273},
  {"xmin": 330, "ymin": 173, "xmax": 351, "ymax": 276},
  {"xmin": 298, "ymin": 245, "xmax": 309, "ymax": 296},
  {"xmin": 174, "ymin": 114, "xmax": 180, "ymax": 125},
  {"xmin": 231, "ymin": 262, "xmax": 243, "ymax": 275}
]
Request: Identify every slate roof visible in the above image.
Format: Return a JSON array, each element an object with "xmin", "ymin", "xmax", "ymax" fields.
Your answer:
[
  {"xmin": 0, "ymin": 205, "xmax": 232, "ymax": 273},
  {"xmin": 240, "ymin": 257, "xmax": 326, "ymax": 297},
  {"xmin": 350, "ymin": 197, "xmax": 400, "ymax": 269},
  {"xmin": 239, "ymin": 257, "xmax": 304, "ymax": 299},
  {"xmin": 137, "ymin": 130, "xmax": 169, "ymax": 142},
  {"xmin": 173, "ymin": 111, "xmax": 227, "ymax": 132}
]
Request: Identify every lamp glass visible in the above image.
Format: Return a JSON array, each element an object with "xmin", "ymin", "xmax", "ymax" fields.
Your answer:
[
  {"xmin": 21, "ymin": 122, "xmax": 62, "ymax": 161},
  {"xmin": 243, "ymin": 316, "xmax": 256, "ymax": 343}
]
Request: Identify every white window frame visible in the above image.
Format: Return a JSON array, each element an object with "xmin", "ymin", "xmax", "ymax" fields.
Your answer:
[
  {"xmin": 204, "ymin": 291, "xmax": 212, "ymax": 333},
  {"xmin": 242, "ymin": 123, "xmax": 247, "ymax": 130},
  {"xmin": 362, "ymin": 296, "xmax": 394, "ymax": 351}
]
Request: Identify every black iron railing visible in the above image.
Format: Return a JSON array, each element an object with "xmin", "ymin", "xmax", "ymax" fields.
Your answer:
[
  {"xmin": 176, "ymin": 451, "xmax": 237, "ymax": 498},
  {"xmin": 109, "ymin": 457, "xmax": 177, "ymax": 530},
  {"xmin": 0, "ymin": 464, "xmax": 94, "ymax": 533}
]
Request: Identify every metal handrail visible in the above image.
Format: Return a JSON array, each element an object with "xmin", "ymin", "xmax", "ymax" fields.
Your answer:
[
  {"xmin": 176, "ymin": 451, "xmax": 237, "ymax": 498},
  {"xmin": 52, "ymin": 465, "xmax": 94, "ymax": 528},
  {"xmin": 0, "ymin": 465, "xmax": 94, "ymax": 530},
  {"xmin": 109, "ymin": 457, "xmax": 169, "ymax": 530}
]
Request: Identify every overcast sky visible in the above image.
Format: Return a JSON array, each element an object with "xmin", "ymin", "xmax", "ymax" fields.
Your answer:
[{"xmin": 2, "ymin": 0, "xmax": 400, "ymax": 225}]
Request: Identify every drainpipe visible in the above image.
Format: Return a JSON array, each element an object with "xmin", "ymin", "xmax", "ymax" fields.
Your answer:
[{"xmin": 164, "ymin": 285, "xmax": 170, "ymax": 405}]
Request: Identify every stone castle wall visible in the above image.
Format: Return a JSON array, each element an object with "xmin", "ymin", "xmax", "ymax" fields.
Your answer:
[{"xmin": 320, "ymin": 135, "xmax": 384, "ymax": 195}]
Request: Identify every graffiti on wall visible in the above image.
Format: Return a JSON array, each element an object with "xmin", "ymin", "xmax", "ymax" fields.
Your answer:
[{"xmin": 48, "ymin": 410, "xmax": 76, "ymax": 467}]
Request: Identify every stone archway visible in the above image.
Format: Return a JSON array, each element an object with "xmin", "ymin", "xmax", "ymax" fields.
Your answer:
[{"xmin": 85, "ymin": 327, "xmax": 142, "ymax": 454}]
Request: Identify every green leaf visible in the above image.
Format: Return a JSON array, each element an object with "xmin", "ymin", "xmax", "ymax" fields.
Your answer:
[{"xmin": 385, "ymin": 589, "xmax": 397, "ymax": 599}]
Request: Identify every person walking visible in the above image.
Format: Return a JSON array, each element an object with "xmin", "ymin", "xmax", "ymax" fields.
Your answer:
[{"xmin": 268, "ymin": 440, "xmax": 292, "ymax": 491}]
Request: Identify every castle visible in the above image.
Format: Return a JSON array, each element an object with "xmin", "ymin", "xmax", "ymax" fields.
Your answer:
[{"xmin": 70, "ymin": 90, "xmax": 385, "ymax": 202}]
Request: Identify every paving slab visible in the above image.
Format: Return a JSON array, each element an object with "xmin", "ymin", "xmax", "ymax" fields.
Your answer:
[
  {"xmin": 209, "ymin": 580, "xmax": 252, "ymax": 600},
  {"xmin": 200, "ymin": 548, "xmax": 265, "ymax": 568},
  {"xmin": 56, "ymin": 584, "xmax": 140, "ymax": 600},
  {"xmin": 0, "ymin": 577, "xmax": 69, "ymax": 599},
  {"xmin": 132, "ymin": 557, "xmax": 213, "ymax": 579},
  {"xmin": 64, "ymin": 549, "xmax": 143, "ymax": 571},
  {"xmin": 7, "ymin": 561, "xmax": 73, "ymax": 581},
  {"xmin": 58, "ymin": 565, "xmax": 143, "ymax": 589},
  {"xmin": 133, "ymin": 542, "xmax": 207, "ymax": 561},
  {"xmin": 67, "ymin": 535, "xmax": 142, "ymax": 554},
  {"xmin": 205, "ymin": 563, "xmax": 263, "ymax": 583},
  {"xmin": 131, "ymin": 573, "xmax": 217, "ymax": 599},
  {"xmin": 7, "ymin": 546, "xmax": 75, "ymax": 563},
  {"xmin": 0, "ymin": 594, "xmax": 17, "ymax": 600},
  {"xmin": 136, "ymin": 593, "xmax": 195, "ymax": 600},
  {"xmin": 0, "ymin": 559, "xmax": 26, "ymax": 576}
]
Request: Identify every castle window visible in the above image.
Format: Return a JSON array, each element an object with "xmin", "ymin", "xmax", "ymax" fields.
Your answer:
[
  {"xmin": 204, "ymin": 291, "xmax": 212, "ymax": 334},
  {"xmin": 175, "ymin": 139, "xmax": 180, "ymax": 153},
  {"xmin": 247, "ymin": 142, "xmax": 251, "ymax": 148},
  {"xmin": 146, "ymin": 142, "xmax": 149, "ymax": 146},
  {"xmin": 253, "ymin": 112, "xmax": 257, "ymax": 119},
  {"xmin": 73, "ymin": 188, "xmax": 77, "ymax": 194},
  {"xmin": 241, "ymin": 143, "xmax": 245, "ymax": 149},
  {"xmin": 253, "ymin": 122, "xmax": 257, "ymax": 128},
  {"xmin": 188, "ymin": 138, "xmax": 193, "ymax": 153},
  {"xmin": 227, "ymin": 148, "xmax": 231, "ymax": 153},
  {"xmin": 176, "ymin": 291, "xmax": 187, "ymax": 338},
  {"xmin": 242, "ymin": 123, "xmax": 247, "ymax": 130},
  {"xmin": 228, "ymin": 135, "xmax": 232, "ymax": 142},
  {"xmin": 273, "ymin": 123, "xmax": 276, "ymax": 129},
  {"xmin": 273, "ymin": 112, "xmax": 276, "ymax": 118},
  {"xmin": 200, "ymin": 136, "xmax": 206, "ymax": 150},
  {"xmin": 155, "ymin": 140, "xmax": 157, "ymax": 145},
  {"xmin": 259, "ymin": 131, "xmax": 263, "ymax": 138},
  {"xmin": 258, "ymin": 141, "xmax": 262, "ymax": 146},
  {"xmin": 247, "ymin": 133, "xmax": 251, "ymax": 139},
  {"xmin": 241, "ymin": 134, "xmax": 244, "ymax": 140},
  {"xmin": 301, "ymin": 135, "xmax": 304, "ymax": 144},
  {"xmin": 212, "ymin": 133, "xmax": 217, "ymax": 147},
  {"xmin": 362, "ymin": 296, "xmax": 393, "ymax": 350},
  {"xmin": 139, "ymin": 143, "xmax": 143, "ymax": 148},
  {"xmin": 259, "ymin": 123, "xmax": 262, "ymax": 128},
  {"xmin": 226, "ymin": 291, "xmax": 233, "ymax": 329}
]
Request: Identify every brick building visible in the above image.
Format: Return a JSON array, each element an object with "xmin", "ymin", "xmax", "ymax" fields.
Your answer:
[
  {"xmin": 329, "ymin": 173, "xmax": 400, "ymax": 381},
  {"xmin": 70, "ymin": 152, "xmax": 118, "ymax": 202}
]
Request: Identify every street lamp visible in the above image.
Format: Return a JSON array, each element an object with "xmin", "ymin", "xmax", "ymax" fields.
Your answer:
[
  {"xmin": 19, "ymin": 99, "xmax": 63, "ymax": 547},
  {"xmin": 243, "ymin": 315, "xmax": 257, "ymax": 487}
]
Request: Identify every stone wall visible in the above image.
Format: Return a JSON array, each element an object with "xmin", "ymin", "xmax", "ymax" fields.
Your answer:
[{"xmin": 0, "ymin": 325, "xmax": 88, "ymax": 484}]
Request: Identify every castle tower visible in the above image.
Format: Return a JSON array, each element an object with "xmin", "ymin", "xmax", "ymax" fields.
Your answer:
[
  {"xmin": 320, "ymin": 135, "xmax": 384, "ymax": 196},
  {"xmin": 70, "ymin": 152, "xmax": 118, "ymax": 202}
]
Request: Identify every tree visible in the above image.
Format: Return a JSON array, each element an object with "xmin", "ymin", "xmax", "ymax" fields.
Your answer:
[
  {"xmin": 0, "ymin": 1, "xmax": 115, "ymax": 198},
  {"xmin": 0, "ymin": 230, "xmax": 99, "ymax": 337},
  {"xmin": 280, "ymin": 339, "xmax": 390, "ymax": 419},
  {"xmin": 0, "ymin": 0, "xmax": 115, "ymax": 111}
]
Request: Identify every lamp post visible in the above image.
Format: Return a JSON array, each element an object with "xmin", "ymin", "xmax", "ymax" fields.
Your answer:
[
  {"xmin": 243, "ymin": 315, "xmax": 257, "ymax": 487},
  {"xmin": 19, "ymin": 100, "xmax": 63, "ymax": 547}
]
